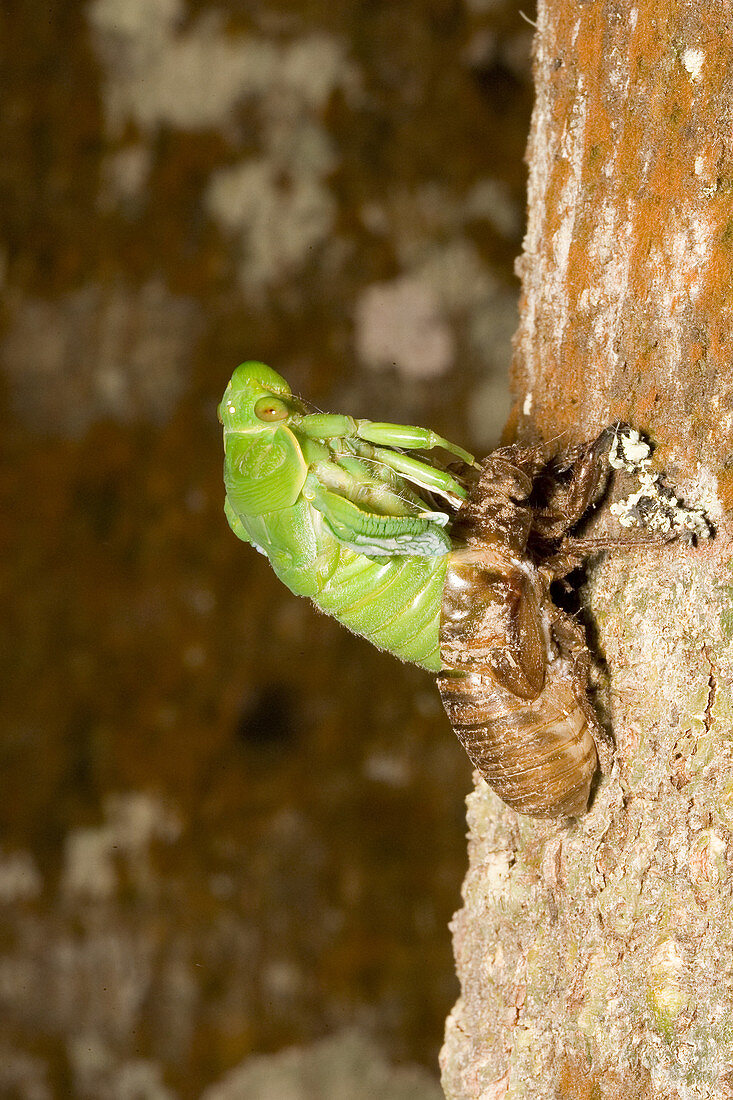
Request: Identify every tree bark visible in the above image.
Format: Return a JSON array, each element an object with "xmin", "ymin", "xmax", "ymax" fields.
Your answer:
[{"xmin": 440, "ymin": 2, "xmax": 733, "ymax": 1097}]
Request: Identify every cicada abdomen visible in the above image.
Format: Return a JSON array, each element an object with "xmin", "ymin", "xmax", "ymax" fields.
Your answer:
[
  {"xmin": 438, "ymin": 551, "xmax": 598, "ymax": 816},
  {"xmin": 437, "ymin": 445, "xmax": 606, "ymax": 818}
]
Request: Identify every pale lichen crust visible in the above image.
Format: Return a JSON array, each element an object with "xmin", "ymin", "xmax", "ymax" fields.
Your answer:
[{"xmin": 607, "ymin": 427, "xmax": 713, "ymax": 541}]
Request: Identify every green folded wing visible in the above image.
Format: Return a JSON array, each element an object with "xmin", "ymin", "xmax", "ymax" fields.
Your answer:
[{"xmin": 305, "ymin": 477, "xmax": 452, "ymax": 557}]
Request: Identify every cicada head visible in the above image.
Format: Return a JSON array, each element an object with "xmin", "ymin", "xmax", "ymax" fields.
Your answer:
[
  {"xmin": 220, "ymin": 362, "xmax": 309, "ymax": 516},
  {"xmin": 218, "ymin": 361, "xmax": 304, "ymax": 431}
]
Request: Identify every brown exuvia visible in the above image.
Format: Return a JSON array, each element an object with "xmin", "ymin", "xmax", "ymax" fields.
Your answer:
[{"xmin": 437, "ymin": 431, "xmax": 617, "ymax": 817}]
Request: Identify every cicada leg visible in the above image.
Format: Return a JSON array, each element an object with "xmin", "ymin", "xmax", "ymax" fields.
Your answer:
[
  {"xmin": 353, "ymin": 421, "xmax": 477, "ymax": 504},
  {"xmin": 529, "ymin": 427, "xmax": 619, "ymax": 543},
  {"xmin": 354, "ymin": 421, "xmax": 477, "ymax": 467},
  {"xmin": 294, "ymin": 413, "xmax": 476, "ymax": 505},
  {"xmin": 360, "ymin": 445, "xmax": 469, "ymax": 507},
  {"xmin": 295, "ymin": 413, "xmax": 476, "ymax": 467}
]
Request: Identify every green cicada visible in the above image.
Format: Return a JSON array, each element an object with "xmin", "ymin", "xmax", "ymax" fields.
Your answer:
[
  {"xmin": 220, "ymin": 363, "xmax": 640, "ymax": 817},
  {"xmin": 219, "ymin": 361, "xmax": 476, "ymax": 671}
]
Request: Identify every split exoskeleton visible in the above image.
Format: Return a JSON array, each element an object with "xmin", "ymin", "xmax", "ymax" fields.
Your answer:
[
  {"xmin": 220, "ymin": 362, "xmax": 622, "ymax": 817},
  {"xmin": 438, "ymin": 436, "xmax": 617, "ymax": 817}
]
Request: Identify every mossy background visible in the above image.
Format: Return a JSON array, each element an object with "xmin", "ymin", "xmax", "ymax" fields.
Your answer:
[{"xmin": 0, "ymin": 0, "xmax": 531, "ymax": 1094}]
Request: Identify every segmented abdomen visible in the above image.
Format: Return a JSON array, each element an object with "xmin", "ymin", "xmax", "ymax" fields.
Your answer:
[
  {"xmin": 437, "ymin": 661, "xmax": 597, "ymax": 816},
  {"xmin": 438, "ymin": 551, "xmax": 598, "ymax": 817},
  {"xmin": 315, "ymin": 547, "xmax": 448, "ymax": 672}
]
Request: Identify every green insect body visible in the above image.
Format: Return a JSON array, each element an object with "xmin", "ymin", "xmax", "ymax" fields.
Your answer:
[{"xmin": 219, "ymin": 362, "xmax": 476, "ymax": 670}]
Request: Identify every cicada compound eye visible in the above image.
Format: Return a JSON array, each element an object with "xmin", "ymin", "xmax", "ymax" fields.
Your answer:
[{"xmin": 254, "ymin": 395, "xmax": 289, "ymax": 422}]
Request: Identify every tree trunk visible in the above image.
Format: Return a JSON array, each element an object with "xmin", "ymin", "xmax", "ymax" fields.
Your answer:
[{"xmin": 440, "ymin": 2, "xmax": 733, "ymax": 1097}]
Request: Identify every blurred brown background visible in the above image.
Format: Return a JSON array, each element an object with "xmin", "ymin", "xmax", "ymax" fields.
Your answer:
[{"xmin": 0, "ymin": 1, "xmax": 531, "ymax": 1095}]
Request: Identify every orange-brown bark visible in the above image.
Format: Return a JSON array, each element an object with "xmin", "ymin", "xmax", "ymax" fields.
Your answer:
[
  {"xmin": 511, "ymin": 0, "xmax": 733, "ymax": 493},
  {"xmin": 441, "ymin": 3, "xmax": 733, "ymax": 1098}
]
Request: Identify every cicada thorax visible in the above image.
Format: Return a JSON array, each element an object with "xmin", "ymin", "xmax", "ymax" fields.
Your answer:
[{"xmin": 437, "ymin": 447, "xmax": 601, "ymax": 818}]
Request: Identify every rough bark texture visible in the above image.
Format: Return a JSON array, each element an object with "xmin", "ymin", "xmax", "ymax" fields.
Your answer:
[{"xmin": 440, "ymin": 2, "xmax": 733, "ymax": 1098}]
